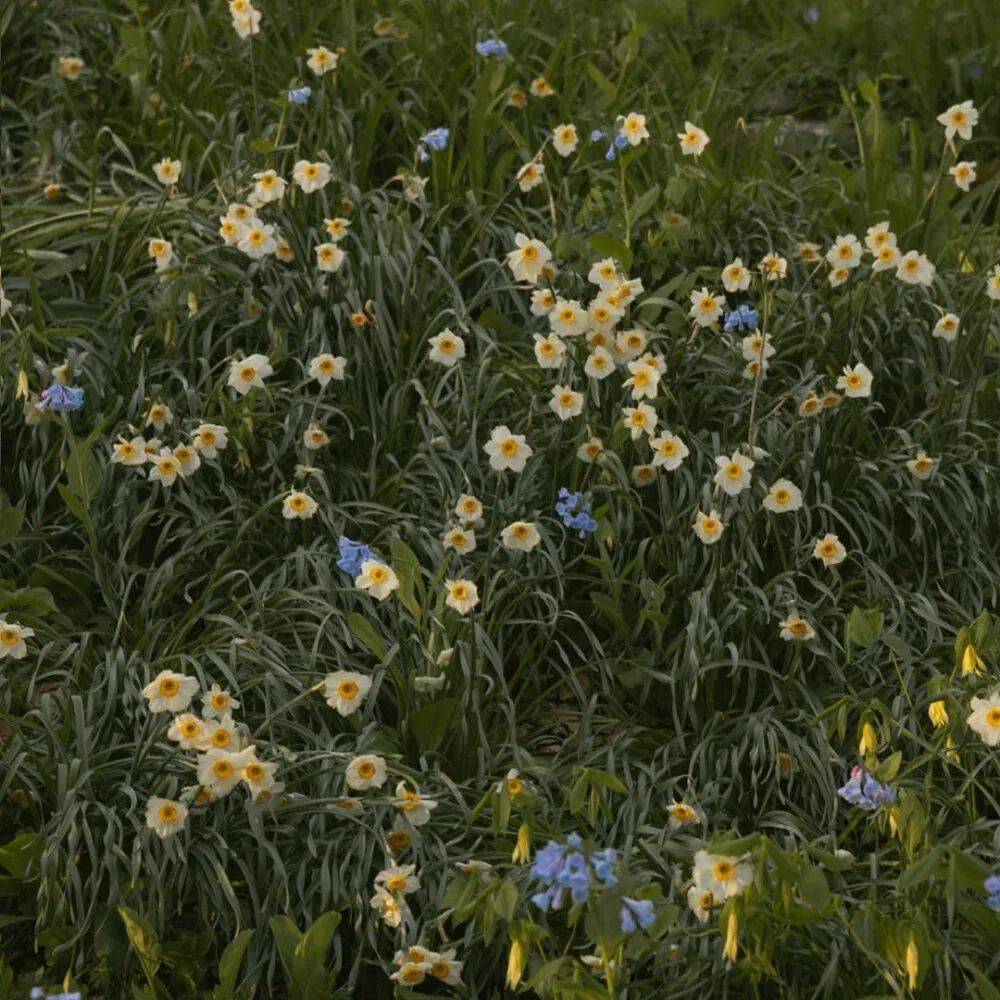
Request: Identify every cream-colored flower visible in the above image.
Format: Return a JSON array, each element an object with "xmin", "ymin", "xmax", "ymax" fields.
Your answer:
[
  {"xmin": 429, "ymin": 329, "xmax": 466, "ymax": 367},
  {"xmin": 324, "ymin": 217, "xmax": 350, "ymax": 241},
  {"xmin": 0, "ymin": 620, "xmax": 35, "ymax": 660},
  {"xmin": 307, "ymin": 45, "xmax": 339, "ymax": 75},
  {"xmin": 584, "ymin": 347, "xmax": 614, "ymax": 380},
  {"xmin": 758, "ymin": 252, "xmax": 787, "ymax": 281},
  {"xmin": 501, "ymin": 521, "xmax": 541, "ymax": 552},
  {"xmin": 293, "ymin": 159, "xmax": 332, "ymax": 193},
  {"xmin": 813, "ymin": 533, "xmax": 846, "ymax": 567},
  {"xmin": 515, "ymin": 160, "xmax": 545, "ymax": 192},
  {"xmin": 623, "ymin": 402, "xmax": 657, "ymax": 439},
  {"xmin": 309, "ymin": 353, "xmax": 346, "ymax": 386},
  {"xmin": 620, "ymin": 112, "xmax": 649, "ymax": 146},
  {"xmin": 549, "ymin": 384, "xmax": 584, "ymax": 420},
  {"xmin": 346, "ymin": 753, "xmax": 388, "ymax": 790},
  {"xmin": 251, "ymin": 170, "xmax": 286, "ymax": 204},
  {"xmin": 228, "ymin": 354, "xmax": 273, "ymax": 395},
  {"xmin": 966, "ymin": 693, "xmax": 1000, "ymax": 747},
  {"xmin": 392, "ymin": 784, "xmax": 439, "ymax": 827},
  {"xmin": 153, "ymin": 158, "xmax": 182, "ymax": 186},
  {"xmin": 145, "ymin": 797, "xmax": 188, "ymax": 839},
  {"xmin": 444, "ymin": 579, "xmax": 479, "ymax": 614},
  {"xmin": 203, "ymin": 684, "xmax": 240, "ymax": 719},
  {"xmin": 677, "ymin": 121, "xmax": 709, "ymax": 157},
  {"xmin": 836, "ymin": 362, "xmax": 873, "ymax": 398},
  {"xmin": 906, "ymin": 451, "xmax": 936, "ymax": 480},
  {"xmin": 649, "ymin": 431, "xmax": 688, "ymax": 470},
  {"xmin": 552, "ymin": 123, "xmax": 578, "ymax": 157},
  {"xmin": 577, "ymin": 438, "xmax": 605, "ymax": 463},
  {"xmin": 722, "ymin": 257, "xmax": 751, "ymax": 292},
  {"xmin": 689, "ymin": 287, "xmax": 724, "ymax": 327},
  {"xmin": 826, "ymin": 234, "xmax": 863, "ymax": 269},
  {"xmin": 324, "ymin": 671, "xmax": 372, "ymax": 716},
  {"xmin": 932, "ymin": 313, "xmax": 959, "ymax": 342},
  {"xmin": 142, "ymin": 670, "xmax": 199, "ymax": 713},
  {"xmin": 949, "ymin": 161, "xmax": 976, "ymax": 192},
  {"xmin": 714, "ymin": 452, "xmax": 754, "ymax": 496},
  {"xmin": 303, "ymin": 424, "xmax": 329, "ymax": 450},
  {"xmin": 692, "ymin": 850, "xmax": 752, "ymax": 899},
  {"xmin": 623, "ymin": 359, "xmax": 660, "ymax": 400},
  {"xmin": 355, "ymin": 560, "xmax": 399, "ymax": 601},
  {"xmin": 534, "ymin": 333, "xmax": 566, "ymax": 369},
  {"xmin": 315, "ymin": 243, "xmax": 345, "ymax": 272},
  {"xmin": 455, "ymin": 494, "xmax": 483, "ymax": 524},
  {"xmin": 936, "ymin": 100, "xmax": 978, "ymax": 141},
  {"xmin": 111, "ymin": 436, "xmax": 147, "ymax": 466},
  {"xmin": 198, "ymin": 747, "xmax": 255, "ymax": 796},
  {"xmin": 693, "ymin": 510, "xmax": 725, "ymax": 545},
  {"xmin": 148, "ymin": 448, "xmax": 182, "ymax": 487},
  {"xmin": 896, "ymin": 251, "xmax": 935, "ymax": 286},
  {"xmin": 192, "ymin": 424, "xmax": 228, "ymax": 458},
  {"xmin": 282, "ymin": 491, "xmax": 318, "ymax": 519},
  {"xmin": 484, "ymin": 425, "xmax": 532, "ymax": 472},
  {"xmin": 778, "ymin": 615, "xmax": 814, "ymax": 641},
  {"xmin": 763, "ymin": 479, "xmax": 803, "ymax": 513},
  {"xmin": 442, "ymin": 527, "xmax": 476, "ymax": 554},
  {"xmin": 506, "ymin": 233, "xmax": 552, "ymax": 284}
]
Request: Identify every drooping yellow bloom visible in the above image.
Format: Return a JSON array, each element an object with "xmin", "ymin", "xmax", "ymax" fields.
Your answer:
[
  {"xmin": 506, "ymin": 938, "xmax": 526, "ymax": 988},
  {"xmin": 928, "ymin": 700, "xmax": 949, "ymax": 728},
  {"xmin": 961, "ymin": 645, "xmax": 985, "ymax": 675},
  {"xmin": 722, "ymin": 910, "xmax": 739, "ymax": 961},
  {"xmin": 512, "ymin": 823, "xmax": 531, "ymax": 863}
]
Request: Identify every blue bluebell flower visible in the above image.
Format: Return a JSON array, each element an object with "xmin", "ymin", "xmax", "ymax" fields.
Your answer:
[
  {"xmin": 590, "ymin": 847, "xmax": 618, "ymax": 886},
  {"xmin": 417, "ymin": 127, "xmax": 451, "ymax": 162},
  {"xmin": 803, "ymin": 7, "xmax": 819, "ymax": 24},
  {"xmin": 422, "ymin": 127, "xmax": 451, "ymax": 152},
  {"xmin": 37, "ymin": 384, "xmax": 84, "ymax": 412},
  {"xmin": 589, "ymin": 129, "xmax": 608, "ymax": 143},
  {"xmin": 287, "ymin": 86, "xmax": 312, "ymax": 105},
  {"xmin": 475, "ymin": 38, "xmax": 508, "ymax": 58},
  {"xmin": 985, "ymin": 874, "xmax": 1000, "ymax": 911},
  {"xmin": 530, "ymin": 835, "xmax": 621, "ymax": 913},
  {"xmin": 837, "ymin": 766, "xmax": 896, "ymax": 811},
  {"xmin": 619, "ymin": 896, "xmax": 656, "ymax": 933},
  {"xmin": 337, "ymin": 537, "xmax": 377, "ymax": 576},
  {"xmin": 556, "ymin": 488, "xmax": 597, "ymax": 538},
  {"xmin": 724, "ymin": 304, "xmax": 759, "ymax": 332}
]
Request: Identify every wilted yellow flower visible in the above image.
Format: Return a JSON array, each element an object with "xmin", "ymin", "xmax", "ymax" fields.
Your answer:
[
  {"xmin": 506, "ymin": 937, "xmax": 526, "ymax": 988},
  {"xmin": 512, "ymin": 823, "xmax": 531, "ymax": 864},
  {"xmin": 859, "ymin": 721, "xmax": 878, "ymax": 756},
  {"xmin": 928, "ymin": 700, "xmax": 948, "ymax": 728},
  {"xmin": 722, "ymin": 910, "xmax": 739, "ymax": 961},
  {"xmin": 905, "ymin": 936, "xmax": 919, "ymax": 990},
  {"xmin": 961, "ymin": 645, "xmax": 985, "ymax": 675}
]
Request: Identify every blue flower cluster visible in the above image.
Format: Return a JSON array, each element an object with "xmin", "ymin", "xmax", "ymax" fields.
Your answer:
[
  {"xmin": 37, "ymin": 384, "xmax": 84, "ymax": 412},
  {"xmin": 337, "ymin": 537, "xmax": 377, "ymax": 576},
  {"xmin": 588, "ymin": 127, "xmax": 630, "ymax": 161},
  {"xmin": 556, "ymin": 488, "xmax": 597, "ymax": 537},
  {"xmin": 837, "ymin": 766, "xmax": 896, "ymax": 810},
  {"xmin": 31, "ymin": 990, "xmax": 82, "ymax": 1000},
  {"xmin": 530, "ymin": 834, "xmax": 617, "ymax": 911},
  {"xmin": 287, "ymin": 85, "xmax": 311, "ymax": 105},
  {"xmin": 619, "ymin": 896, "xmax": 656, "ymax": 933},
  {"xmin": 475, "ymin": 38, "xmax": 508, "ymax": 58},
  {"xmin": 417, "ymin": 127, "xmax": 450, "ymax": 162},
  {"xmin": 985, "ymin": 874, "xmax": 1000, "ymax": 911},
  {"xmin": 723, "ymin": 303, "xmax": 759, "ymax": 332}
]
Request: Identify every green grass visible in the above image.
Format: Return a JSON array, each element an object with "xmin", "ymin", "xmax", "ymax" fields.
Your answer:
[{"xmin": 1, "ymin": 0, "xmax": 999, "ymax": 997}]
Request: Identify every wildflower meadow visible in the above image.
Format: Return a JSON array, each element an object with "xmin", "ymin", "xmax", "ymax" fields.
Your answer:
[{"xmin": 2, "ymin": 1, "xmax": 1000, "ymax": 997}]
